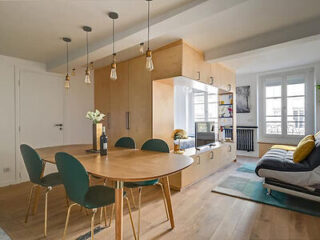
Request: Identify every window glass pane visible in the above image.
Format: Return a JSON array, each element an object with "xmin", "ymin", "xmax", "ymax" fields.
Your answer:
[
  {"xmin": 266, "ymin": 116, "xmax": 281, "ymax": 122},
  {"xmin": 287, "ymin": 83, "xmax": 304, "ymax": 96},
  {"xmin": 266, "ymin": 122, "xmax": 282, "ymax": 134},
  {"xmin": 208, "ymin": 94, "xmax": 217, "ymax": 103},
  {"xmin": 266, "ymin": 85, "xmax": 281, "ymax": 98},
  {"xmin": 266, "ymin": 98, "xmax": 281, "ymax": 116},
  {"xmin": 208, "ymin": 103, "xmax": 218, "ymax": 119},
  {"xmin": 287, "ymin": 116, "xmax": 305, "ymax": 122},
  {"xmin": 194, "ymin": 92, "xmax": 204, "ymax": 104},
  {"xmin": 194, "ymin": 103, "xmax": 205, "ymax": 121},
  {"xmin": 287, "ymin": 97, "xmax": 304, "ymax": 116},
  {"xmin": 287, "ymin": 122, "xmax": 305, "ymax": 135}
]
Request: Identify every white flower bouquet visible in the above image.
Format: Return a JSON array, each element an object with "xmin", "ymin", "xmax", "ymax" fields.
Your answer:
[{"xmin": 86, "ymin": 109, "xmax": 105, "ymax": 124}]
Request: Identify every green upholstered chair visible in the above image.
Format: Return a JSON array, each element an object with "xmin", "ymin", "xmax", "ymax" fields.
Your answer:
[
  {"xmin": 115, "ymin": 137, "xmax": 136, "ymax": 149},
  {"xmin": 124, "ymin": 139, "xmax": 170, "ymax": 240},
  {"xmin": 55, "ymin": 152, "xmax": 136, "ymax": 240},
  {"xmin": 20, "ymin": 144, "xmax": 65, "ymax": 237}
]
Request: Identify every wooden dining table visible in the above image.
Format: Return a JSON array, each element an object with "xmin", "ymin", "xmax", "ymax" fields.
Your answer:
[{"xmin": 36, "ymin": 144, "xmax": 193, "ymax": 240}]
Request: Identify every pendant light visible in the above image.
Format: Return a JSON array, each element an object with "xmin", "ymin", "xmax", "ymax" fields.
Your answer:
[
  {"xmin": 62, "ymin": 37, "xmax": 71, "ymax": 89},
  {"xmin": 108, "ymin": 12, "xmax": 119, "ymax": 81},
  {"xmin": 146, "ymin": 0, "xmax": 154, "ymax": 71},
  {"xmin": 83, "ymin": 26, "xmax": 92, "ymax": 84},
  {"xmin": 139, "ymin": 42, "xmax": 144, "ymax": 54}
]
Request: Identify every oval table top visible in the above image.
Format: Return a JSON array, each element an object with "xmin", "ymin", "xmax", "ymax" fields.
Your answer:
[{"xmin": 36, "ymin": 144, "xmax": 194, "ymax": 182}]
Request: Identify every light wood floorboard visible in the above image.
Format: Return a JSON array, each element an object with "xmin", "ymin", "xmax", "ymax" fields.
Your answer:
[{"xmin": 0, "ymin": 157, "xmax": 319, "ymax": 240}]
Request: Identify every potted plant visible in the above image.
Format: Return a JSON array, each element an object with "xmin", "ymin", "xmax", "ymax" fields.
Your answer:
[
  {"xmin": 86, "ymin": 109, "xmax": 105, "ymax": 151},
  {"xmin": 171, "ymin": 129, "xmax": 188, "ymax": 154}
]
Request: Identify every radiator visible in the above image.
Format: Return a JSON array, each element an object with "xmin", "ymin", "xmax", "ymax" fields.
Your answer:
[{"xmin": 237, "ymin": 128, "xmax": 254, "ymax": 152}]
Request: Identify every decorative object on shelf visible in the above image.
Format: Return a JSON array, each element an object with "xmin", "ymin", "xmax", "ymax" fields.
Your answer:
[
  {"xmin": 172, "ymin": 129, "xmax": 188, "ymax": 154},
  {"xmin": 139, "ymin": 42, "xmax": 144, "ymax": 54},
  {"xmin": 236, "ymin": 86, "xmax": 250, "ymax": 113},
  {"xmin": 83, "ymin": 26, "xmax": 92, "ymax": 84},
  {"xmin": 71, "ymin": 68, "xmax": 76, "ymax": 76},
  {"xmin": 62, "ymin": 37, "xmax": 71, "ymax": 89},
  {"xmin": 108, "ymin": 12, "xmax": 119, "ymax": 81},
  {"xmin": 145, "ymin": 0, "xmax": 154, "ymax": 71},
  {"xmin": 86, "ymin": 109, "xmax": 106, "ymax": 151}
]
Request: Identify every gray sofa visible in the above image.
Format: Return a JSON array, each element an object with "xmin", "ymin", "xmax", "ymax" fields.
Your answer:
[{"xmin": 255, "ymin": 134, "xmax": 320, "ymax": 200}]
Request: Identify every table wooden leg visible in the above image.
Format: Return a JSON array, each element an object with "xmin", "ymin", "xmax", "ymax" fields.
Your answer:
[
  {"xmin": 115, "ymin": 181, "xmax": 124, "ymax": 240},
  {"xmin": 162, "ymin": 176, "xmax": 175, "ymax": 229}
]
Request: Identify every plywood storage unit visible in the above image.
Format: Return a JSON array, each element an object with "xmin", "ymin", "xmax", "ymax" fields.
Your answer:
[{"xmin": 95, "ymin": 39, "xmax": 236, "ymax": 189}]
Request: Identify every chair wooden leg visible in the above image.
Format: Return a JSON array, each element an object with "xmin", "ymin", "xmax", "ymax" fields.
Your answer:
[
  {"xmin": 64, "ymin": 188, "xmax": 69, "ymax": 208},
  {"xmin": 130, "ymin": 188, "xmax": 137, "ymax": 208},
  {"xmin": 125, "ymin": 196, "xmax": 137, "ymax": 240},
  {"xmin": 25, "ymin": 184, "xmax": 36, "ymax": 223},
  {"xmin": 44, "ymin": 186, "xmax": 52, "ymax": 237},
  {"xmin": 63, "ymin": 203, "xmax": 77, "ymax": 240},
  {"xmin": 107, "ymin": 204, "xmax": 115, "ymax": 228},
  {"xmin": 157, "ymin": 183, "xmax": 169, "ymax": 221},
  {"xmin": 137, "ymin": 187, "xmax": 142, "ymax": 240},
  {"xmin": 103, "ymin": 207, "xmax": 107, "ymax": 226},
  {"xmin": 91, "ymin": 209, "xmax": 97, "ymax": 240}
]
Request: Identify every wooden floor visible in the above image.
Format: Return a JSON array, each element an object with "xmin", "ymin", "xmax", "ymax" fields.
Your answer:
[{"xmin": 1, "ymin": 157, "xmax": 320, "ymax": 240}]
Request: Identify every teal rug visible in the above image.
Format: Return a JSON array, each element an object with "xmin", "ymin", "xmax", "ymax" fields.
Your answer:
[
  {"xmin": 212, "ymin": 163, "xmax": 320, "ymax": 217},
  {"xmin": 0, "ymin": 228, "xmax": 11, "ymax": 240}
]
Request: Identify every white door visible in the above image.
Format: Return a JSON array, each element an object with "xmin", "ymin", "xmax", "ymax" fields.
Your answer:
[{"xmin": 18, "ymin": 70, "xmax": 64, "ymax": 181}]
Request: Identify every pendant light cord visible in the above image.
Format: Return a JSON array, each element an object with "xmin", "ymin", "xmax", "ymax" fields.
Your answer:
[
  {"xmin": 147, "ymin": 0, "xmax": 150, "ymax": 50},
  {"xmin": 86, "ymin": 32, "xmax": 89, "ymax": 69},
  {"xmin": 66, "ymin": 42, "xmax": 69, "ymax": 74},
  {"xmin": 113, "ymin": 19, "xmax": 115, "ymax": 55}
]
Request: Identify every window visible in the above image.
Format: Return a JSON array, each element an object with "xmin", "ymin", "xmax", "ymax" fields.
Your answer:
[
  {"xmin": 193, "ymin": 90, "xmax": 218, "ymax": 122},
  {"xmin": 261, "ymin": 69, "xmax": 311, "ymax": 139}
]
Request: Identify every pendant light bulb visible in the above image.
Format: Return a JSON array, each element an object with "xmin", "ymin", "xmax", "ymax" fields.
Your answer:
[
  {"xmin": 90, "ymin": 62, "xmax": 94, "ymax": 70},
  {"xmin": 64, "ymin": 74, "xmax": 70, "ymax": 89},
  {"xmin": 84, "ymin": 68, "xmax": 91, "ymax": 84},
  {"xmin": 146, "ymin": 49, "xmax": 154, "ymax": 72},
  {"xmin": 139, "ymin": 42, "xmax": 144, "ymax": 54},
  {"xmin": 71, "ymin": 68, "xmax": 76, "ymax": 76},
  {"xmin": 110, "ymin": 65, "xmax": 117, "ymax": 81}
]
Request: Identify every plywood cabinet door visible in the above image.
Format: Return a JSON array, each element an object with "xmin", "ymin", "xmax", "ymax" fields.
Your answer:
[
  {"xmin": 182, "ymin": 43, "xmax": 201, "ymax": 81},
  {"xmin": 108, "ymin": 61, "xmax": 129, "ymax": 147},
  {"xmin": 129, "ymin": 56, "xmax": 152, "ymax": 148},
  {"xmin": 94, "ymin": 67, "xmax": 110, "ymax": 129}
]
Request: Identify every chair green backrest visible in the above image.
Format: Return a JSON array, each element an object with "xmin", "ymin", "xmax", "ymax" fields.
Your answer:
[
  {"xmin": 115, "ymin": 137, "xmax": 136, "ymax": 149},
  {"xmin": 20, "ymin": 144, "xmax": 43, "ymax": 184},
  {"xmin": 55, "ymin": 152, "xmax": 89, "ymax": 206},
  {"xmin": 141, "ymin": 139, "xmax": 170, "ymax": 153}
]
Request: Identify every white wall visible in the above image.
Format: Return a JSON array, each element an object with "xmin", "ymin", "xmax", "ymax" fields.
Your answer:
[
  {"xmin": 236, "ymin": 73, "xmax": 259, "ymax": 157},
  {"xmin": 0, "ymin": 55, "xmax": 93, "ymax": 187},
  {"xmin": 63, "ymin": 67, "xmax": 94, "ymax": 145}
]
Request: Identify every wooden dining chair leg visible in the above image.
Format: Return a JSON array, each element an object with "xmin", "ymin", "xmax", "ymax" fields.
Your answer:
[
  {"xmin": 157, "ymin": 183, "xmax": 169, "ymax": 221},
  {"xmin": 91, "ymin": 209, "xmax": 97, "ymax": 240},
  {"xmin": 125, "ymin": 196, "xmax": 137, "ymax": 240},
  {"xmin": 25, "ymin": 184, "xmax": 36, "ymax": 223},
  {"xmin": 130, "ymin": 189, "xmax": 137, "ymax": 208},
  {"xmin": 63, "ymin": 203, "xmax": 77, "ymax": 240},
  {"xmin": 137, "ymin": 187, "xmax": 142, "ymax": 240},
  {"xmin": 64, "ymin": 188, "xmax": 70, "ymax": 208},
  {"xmin": 103, "ymin": 207, "xmax": 107, "ymax": 226},
  {"xmin": 44, "ymin": 186, "xmax": 52, "ymax": 237},
  {"xmin": 99, "ymin": 207, "xmax": 103, "ymax": 225},
  {"xmin": 107, "ymin": 204, "xmax": 115, "ymax": 227}
]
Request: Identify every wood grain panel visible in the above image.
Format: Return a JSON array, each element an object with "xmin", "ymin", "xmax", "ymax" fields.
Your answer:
[{"xmin": 152, "ymin": 79, "xmax": 174, "ymax": 150}]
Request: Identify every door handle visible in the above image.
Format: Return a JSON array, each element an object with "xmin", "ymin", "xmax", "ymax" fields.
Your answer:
[
  {"xmin": 210, "ymin": 151, "xmax": 214, "ymax": 159},
  {"xmin": 126, "ymin": 112, "xmax": 130, "ymax": 130},
  {"xmin": 54, "ymin": 123, "xmax": 63, "ymax": 127}
]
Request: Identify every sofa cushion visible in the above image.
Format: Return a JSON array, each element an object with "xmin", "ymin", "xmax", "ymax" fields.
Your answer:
[{"xmin": 293, "ymin": 135, "xmax": 315, "ymax": 163}]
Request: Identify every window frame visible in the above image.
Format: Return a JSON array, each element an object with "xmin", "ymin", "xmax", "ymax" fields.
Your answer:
[{"xmin": 259, "ymin": 68, "xmax": 314, "ymax": 144}]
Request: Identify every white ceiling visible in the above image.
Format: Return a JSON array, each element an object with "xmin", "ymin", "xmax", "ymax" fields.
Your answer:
[
  {"xmin": 1, "ymin": 0, "xmax": 320, "ymax": 74},
  {"xmin": 221, "ymin": 36, "xmax": 320, "ymax": 74}
]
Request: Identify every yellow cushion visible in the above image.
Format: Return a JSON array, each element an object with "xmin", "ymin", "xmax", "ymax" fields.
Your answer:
[
  {"xmin": 293, "ymin": 135, "xmax": 315, "ymax": 163},
  {"xmin": 271, "ymin": 145, "xmax": 296, "ymax": 151}
]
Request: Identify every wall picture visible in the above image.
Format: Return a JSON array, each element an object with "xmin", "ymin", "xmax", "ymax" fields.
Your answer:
[{"xmin": 236, "ymin": 86, "xmax": 250, "ymax": 113}]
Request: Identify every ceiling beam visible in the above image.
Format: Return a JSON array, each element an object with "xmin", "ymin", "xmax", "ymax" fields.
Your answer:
[
  {"xmin": 47, "ymin": 0, "xmax": 249, "ymax": 72},
  {"xmin": 205, "ymin": 16, "xmax": 320, "ymax": 62}
]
